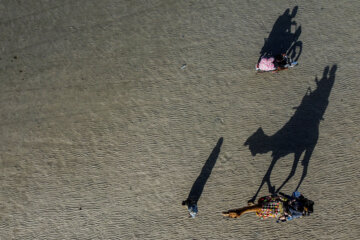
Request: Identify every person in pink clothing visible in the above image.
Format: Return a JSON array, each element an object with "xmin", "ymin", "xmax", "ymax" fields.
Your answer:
[
  {"xmin": 257, "ymin": 57, "xmax": 276, "ymax": 71},
  {"xmin": 256, "ymin": 53, "xmax": 296, "ymax": 72}
]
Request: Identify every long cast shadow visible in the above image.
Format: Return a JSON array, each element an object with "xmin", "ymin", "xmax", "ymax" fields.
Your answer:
[
  {"xmin": 245, "ymin": 65, "xmax": 337, "ymax": 203},
  {"xmin": 183, "ymin": 137, "xmax": 223, "ymax": 205},
  {"xmin": 260, "ymin": 6, "xmax": 302, "ymax": 61}
]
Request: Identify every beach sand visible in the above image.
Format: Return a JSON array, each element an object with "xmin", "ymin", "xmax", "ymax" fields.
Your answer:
[{"xmin": 1, "ymin": 1, "xmax": 360, "ymax": 239}]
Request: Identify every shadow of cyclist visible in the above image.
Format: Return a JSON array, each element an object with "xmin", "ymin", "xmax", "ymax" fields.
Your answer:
[{"xmin": 260, "ymin": 6, "xmax": 302, "ymax": 62}]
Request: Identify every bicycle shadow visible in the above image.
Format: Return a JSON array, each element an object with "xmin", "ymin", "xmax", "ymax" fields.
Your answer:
[
  {"xmin": 245, "ymin": 65, "xmax": 337, "ymax": 203},
  {"xmin": 260, "ymin": 6, "xmax": 302, "ymax": 61},
  {"xmin": 183, "ymin": 137, "xmax": 223, "ymax": 206}
]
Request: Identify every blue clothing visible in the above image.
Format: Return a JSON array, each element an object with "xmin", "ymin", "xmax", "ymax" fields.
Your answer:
[
  {"xmin": 287, "ymin": 207, "xmax": 303, "ymax": 220},
  {"xmin": 292, "ymin": 191, "xmax": 301, "ymax": 198},
  {"xmin": 277, "ymin": 191, "xmax": 304, "ymax": 222},
  {"xmin": 188, "ymin": 204, "xmax": 198, "ymax": 218}
]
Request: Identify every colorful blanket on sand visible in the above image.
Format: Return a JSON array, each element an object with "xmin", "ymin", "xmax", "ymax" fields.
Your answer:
[{"xmin": 256, "ymin": 196, "xmax": 287, "ymax": 219}]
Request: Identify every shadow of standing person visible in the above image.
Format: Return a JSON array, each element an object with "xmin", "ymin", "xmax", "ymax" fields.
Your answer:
[
  {"xmin": 245, "ymin": 65, "xmax": 337, "ymax": 203},
  {"xmin": 260, "ymin": 6, "xmax": 302, "ymax": 62},
  {"xmin": 182, "ymin": 137, "xmax": 223, "ymax": 218}
]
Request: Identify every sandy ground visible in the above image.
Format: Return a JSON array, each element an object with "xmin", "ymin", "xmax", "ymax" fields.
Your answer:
[{"xmin": 1, "ymin": 0, "xmax": 360, "ymax": 239}]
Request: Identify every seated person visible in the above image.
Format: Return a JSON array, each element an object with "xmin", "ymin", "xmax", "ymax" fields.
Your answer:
[
  {"xmin": 275, "ymin": 54, "xmax": 289, "ymax": 69},
  {"xmin": 277, "ymin": 191, "xmax": 314, "ymax": 222}
]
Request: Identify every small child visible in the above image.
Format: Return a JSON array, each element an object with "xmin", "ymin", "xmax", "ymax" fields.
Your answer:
[{"xmin": 182, "ymin": 199, "xmax": 198, "ymax": 218}]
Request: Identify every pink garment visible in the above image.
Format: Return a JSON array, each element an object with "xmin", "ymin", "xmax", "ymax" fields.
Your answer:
[{"xmin": 258, "ymin": 57, "xmax": 276, "ymax": 71}]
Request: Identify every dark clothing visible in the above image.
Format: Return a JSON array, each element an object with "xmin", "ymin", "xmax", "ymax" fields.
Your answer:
[
  {"xmin": 275, "ymin": 54, "xmax": 288, "ymax": 68},
  {"xmin": 277, "ymin": 191, "xmax": 305, "ymax": 222}
]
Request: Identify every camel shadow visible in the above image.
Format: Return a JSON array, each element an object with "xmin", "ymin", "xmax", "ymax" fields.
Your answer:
[
  {"xmin": 183, "ymin": 137, "xmax": 223, "ymax": 206},
  {"xmin": 260, "ymin": 6, "xmax": 302, "ymax": 61},
  {"xmin": 245, "ymin": 65, "xmax": 337, "ymax": 203}
]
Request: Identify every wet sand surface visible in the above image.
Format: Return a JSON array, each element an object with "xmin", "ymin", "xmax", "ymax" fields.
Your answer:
[{"xmin": 1, "ymin": 1, "xmax": 360, "ymax": 239}]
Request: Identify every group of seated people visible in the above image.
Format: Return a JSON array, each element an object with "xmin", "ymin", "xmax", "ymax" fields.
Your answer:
[
  {"xmin": 184, "ymin": 191, "xmax": 314, "ymax": 222},
  {"xmin": 221, "ymin": 191, "xmax": 314, "ymax": 222},
  {"xmin": 257, "ymin": 53, "xmax": 291, "ymax": 71}
]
